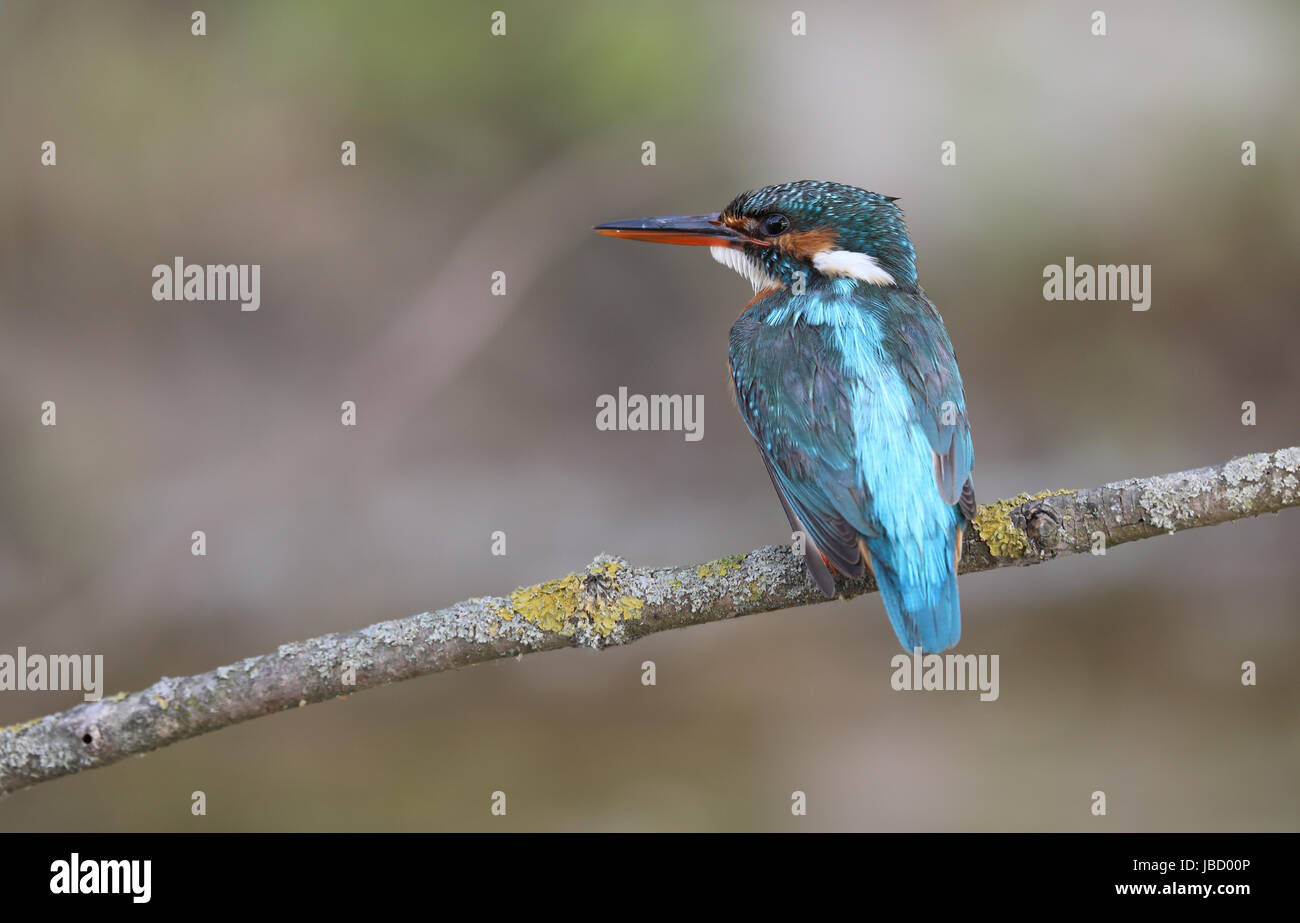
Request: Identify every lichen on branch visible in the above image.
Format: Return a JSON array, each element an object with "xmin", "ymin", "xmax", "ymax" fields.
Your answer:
[{"xmin": 2, "ymin": 446, "xmax": 1297, "ymax": 797}]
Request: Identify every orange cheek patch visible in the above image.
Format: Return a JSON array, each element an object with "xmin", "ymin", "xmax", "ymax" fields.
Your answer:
[{"xmin": 777, "ymin": 227, "xmax": 839, "ymax": 261}]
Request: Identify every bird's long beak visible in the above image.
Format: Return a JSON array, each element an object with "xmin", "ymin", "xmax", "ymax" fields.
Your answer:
[{"xmin": 594, "ymin": 212, "xmax": 760, "ymax": 248}]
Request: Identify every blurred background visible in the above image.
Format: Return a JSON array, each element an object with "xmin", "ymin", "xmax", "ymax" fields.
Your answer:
[{"xmin": 1, "ymin": 0, "xmax": 1297, "ymax": 831}]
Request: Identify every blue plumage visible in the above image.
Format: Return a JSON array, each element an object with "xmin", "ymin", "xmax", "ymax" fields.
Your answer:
[
  {"xmin": 731, "ymin": 279, "xmax": 971, "ymax": 652},
  {"xmin": 596, "ymin": 181, "xmax": 975, "ymax": 653}
]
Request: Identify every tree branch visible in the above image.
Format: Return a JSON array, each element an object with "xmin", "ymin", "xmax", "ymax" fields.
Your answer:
[{"xmin": 3, "ymin": 446, "xmax": 1298, "ymax": 795}]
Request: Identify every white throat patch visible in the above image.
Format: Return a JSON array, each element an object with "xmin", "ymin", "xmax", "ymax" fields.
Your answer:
[
  {"xmin": 811, "ymin": 249, "xmax": 897, "ymax": 286},
  {"xmin": 709, "ymin": 246, "xmax": 781, "ymax": 293}
]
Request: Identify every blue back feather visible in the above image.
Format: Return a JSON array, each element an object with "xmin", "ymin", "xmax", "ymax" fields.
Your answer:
[{"xmin": 730, "ymin": 279, "xmax": 972, "ymax": 653}]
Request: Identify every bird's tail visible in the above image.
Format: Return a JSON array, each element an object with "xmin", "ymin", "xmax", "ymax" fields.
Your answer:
[{"xmin": 866, "ymin": 537, "xmax": 961, "ymax": 654}]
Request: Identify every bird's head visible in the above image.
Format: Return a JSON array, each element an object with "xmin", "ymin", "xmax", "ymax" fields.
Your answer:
[{"xmin": 595, "ymin": 180, "xmax": 918, "ymax": 294}]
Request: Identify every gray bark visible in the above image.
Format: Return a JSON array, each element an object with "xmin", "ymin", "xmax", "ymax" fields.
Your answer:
[{"xmin": 2, "ymin": 446, "xmax": 1297, "ymax": 796}]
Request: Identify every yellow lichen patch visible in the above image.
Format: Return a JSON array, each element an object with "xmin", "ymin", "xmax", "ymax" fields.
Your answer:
[
  {"xmin": 1, "ymin": 715, "xmax": 44, "ymax": 735},
  {"xmin": 493, "ymin": 559, "xmax": 644, "ymax": 637},
  {"xmin": 696, "ymin": 553, "xmax": 747, "ymax": 579},
  {"xmin": 973, "ymin": 489, "xmax": 1074, "ymax": 558},
  {"xmin": 152, "ymin": 696, "xmax": 169, "ymax": 710},
  {"xmin": 108, "ymin": 691, "xmax": 128, "ymax": 702}
]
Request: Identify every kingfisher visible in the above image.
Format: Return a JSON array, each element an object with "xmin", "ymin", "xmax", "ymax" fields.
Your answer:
[{"xmin": 596, "ymin": 180, "xmax": 975, "ymax": 653}]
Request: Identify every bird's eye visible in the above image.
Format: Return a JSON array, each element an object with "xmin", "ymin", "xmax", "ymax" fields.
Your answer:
[{"xmin": 762, "ymin": 214, "xmax": 790, "ymax": 236}]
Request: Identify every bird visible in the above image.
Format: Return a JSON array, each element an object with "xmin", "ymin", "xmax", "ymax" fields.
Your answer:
[{"xmin": 596, "ymin": 180, "xmax": 974, "ymax": 653}]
